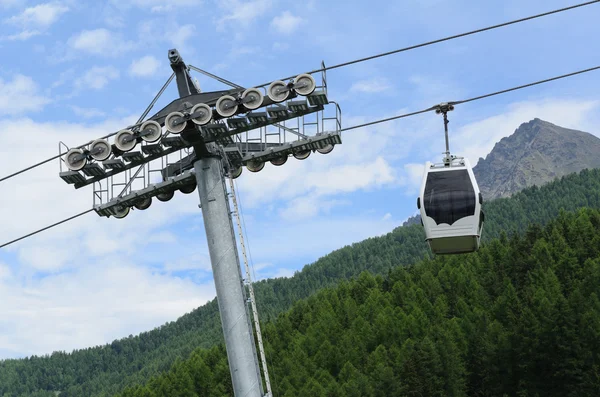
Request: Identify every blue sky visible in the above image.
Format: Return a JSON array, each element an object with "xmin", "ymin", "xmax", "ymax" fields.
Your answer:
[{"xmin": 1, "ymin": 0, "xmax": 600, "ymax": 358}]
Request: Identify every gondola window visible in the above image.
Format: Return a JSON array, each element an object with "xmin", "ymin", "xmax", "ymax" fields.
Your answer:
[{"xmin": 424, "ymin": 170, "xmax": 476, "ymax": 225}]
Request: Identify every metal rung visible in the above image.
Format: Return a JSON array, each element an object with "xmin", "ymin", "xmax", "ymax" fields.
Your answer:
[
  {"xmin": 82, "ymin": 163, "xmax": 106, "ymax": 177},
  {"xmin": 59, "ymin": 171, "xmax": 86, "ymax": 184},
  {"xmin": 224, "ymin": 146, "xmax": 243, "ymax": 161},
  {"xmin": 204, "ymin": 123, "xmax": 229, "ymax": 136},
  {"xmin": 227, "ymin": 118, "xmax": 249, "ymax": 129},
  {"xmin": 122, "ymin": 151, "xmax": 145, "ymax": 163},
  {"xmin": 141, "ymin": 144, "xmax": 165, "ymax": 155},
  {"xmin": 162, "ymin": 136, "xmax": 187, "ymax": 149},
  {"xmin": 267, "ymin": 107, "xmax": 288, "ymax": 119},
  {"xmin": 217, "ymin": 135, "xmax": 234, "ymax": 145},
  {"xmin": 288, "ymin": 100, "xmax": 309, "ymax": 112},
  {"xmin": 307, "ymin": 90, "xmax": 328, "ymax": 106},
  {"xmin": 103, "ymin": 159, "xmax": 126, "ymax": 170},
  {"xmin": 247, "ymin": 112, "xmax": 269, "ymax": 124}
]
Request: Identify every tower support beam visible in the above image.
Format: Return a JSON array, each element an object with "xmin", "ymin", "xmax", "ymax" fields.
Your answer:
[{"xmin": 194, "ymin": 155, "xmax": 264, "ymax": 397}]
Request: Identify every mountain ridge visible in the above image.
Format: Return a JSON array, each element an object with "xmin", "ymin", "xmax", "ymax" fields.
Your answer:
[
  {"xmin": 472, "ymin": 118, "xmax": 600, "ymax": 200},
  {"xmin": 3, "ymin": 167, "xmax": 600, "ymax": 396}
]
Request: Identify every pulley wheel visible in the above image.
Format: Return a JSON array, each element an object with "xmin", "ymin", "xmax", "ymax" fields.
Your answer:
[
  {"xmin": 317, "ymin": 144, "xmax": 334, "ymax": 154},
  {"xmin": 156, "ymin": 190, "xmax": 175, "ymax": 202},
  {"xmin": 246, "ymin": 159, "xmax": 265, "ymax": 173},
  {"xmin": 241, "ymin": 88, "xmax": 264, "ymax": 110},
  {"xmin": 294, "ymin": 73, "xmax": 316, "ymax": 96},
  {"xmin": 165, "ymin": 112, "xmax": 186, "ymax": 134},
  {"xmin": 179, "ymin": 183, "xmax": 196, "ymax": 194},
  {"xmin": 134, "ymin": 197, "xmax": 152, "ymax": 210},
  {"xmin": 140, "ymin": 120, "xmax": 162, "ymax": 143},
  {"xmin": 216, "ymin": 95, "xmax": 238, "ymax": 118},
  {"xmin": 270, "ymin": 155, "xmax": 288, "ymax": 166},
  {"xmin": 112, "ymin": 206, "xmax": 130, "ymax": 219},
  {"xmin": 89, "ymin": 139, "xmax": 112, "ymax": 161},
  {"xmin": 65, "ymin": 148, "xmax": 87, "ymax": 171},
  {"xmin": 230, "ymin": 166, "xmax": 243, "ymax": 179},
  {"xmin": 114, "ymin": 130, "xmax": 137, "ymax": 152},
  {"xmin": 190, "ymin": 103, "xmax": 212, "ymax": 125},
  {"xmin": 267, "ymin": 80, "xmax": 289, "ymax": 103},
  {"xmin": 293, "ymin": 150, "xmax": 311, "ymax": 160}
]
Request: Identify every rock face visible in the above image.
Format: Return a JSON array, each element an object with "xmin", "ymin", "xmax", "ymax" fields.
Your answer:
[{"xmin": 472, "ymin": 118, "xmax": 600, "ymax": 200}]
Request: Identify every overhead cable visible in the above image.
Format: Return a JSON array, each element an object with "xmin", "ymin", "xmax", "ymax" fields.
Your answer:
[
  {"xmin": 3, "ymin": 1, "xmax": 596, "ymax": 184},
  {"xmin": 0, "ymin": 73, "xmax": 175, "ymax": 185},
  {"xmin": 0, "ymin": 209, "xmax": 93, "ymax": 249},
  {"xmin": 256, "ymin": 0, "xmax": 600, "ymax": 87},
  {"xmin": 2, "ymin": 64, "xmax": 600, "ymax": 250},
  {"xmin": 341, "ymin": 64, "xmax": 600, "ymax": 132}
]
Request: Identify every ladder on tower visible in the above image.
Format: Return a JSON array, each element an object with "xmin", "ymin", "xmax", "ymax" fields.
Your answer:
[{"xmin": 228, "ymin": 177, "xmax": 273, "ymax": 397}]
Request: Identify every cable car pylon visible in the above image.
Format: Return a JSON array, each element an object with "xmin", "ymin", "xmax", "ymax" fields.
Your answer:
[{"xmin": 417, "ymin": 103, "xmax": 485, "ymax": 255}]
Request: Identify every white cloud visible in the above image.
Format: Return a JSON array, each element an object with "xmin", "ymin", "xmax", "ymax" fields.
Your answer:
[
  {"xmin": 0, "ymin": 261, "xmax": 215, "ymax": 358},
  {"xmin": 74, "ymin": 66, "xmax": 120, "ymax": 90},
  {"xmin": 165, "ymin": 24, "xmax": 196, "ymax": 50},
  {"xmin": 454, "ymin": 98, "xmax": 600, "ymax": 164},
  {"xmin": 0, "ymin": 114, "xmax": 220, "ymax": 358},
  {"xmin": 163, "ymin": 252, "xmax": 212, "ymax": 273},
  {"xmin": 403, "ymin": 163, "xmax": 425, "ymax": 194},
  {"xmin": 272, "ymin": 268, "xmax": 294, "ymax": 278},
  {"xmin": 5, "ymin": 2, "xmax": 69, "ymax": 28},
  {"xmin": 129, "ymin": 55, "xmax": 161, "ymax": 77},
  {"xmin": 270, "ymin": 11, "xmax": 303, "ymax": 34},
  {"xmin": 1, "ymin": 30, "xmax": 41, "ymax": 41},
  {"xmin": 0, "ymin": 0, "xmax": 20, "ymax": 7},
  {"xmin": 70, "ymin": 106, "xmax": 107, "ymax": 119},
  {"xmin": 279, "ymin": 196, "xmax": 349, "ymax": 221},
  {"xmin": 110, "ymin": 0, "xmax": 202, "ymax": 12},
  {"xmin": 350, "ymin": 77, "xmax": 391, "ymax": 93},
  {"xmin": 0, "ymin": 263, "xmax": 10, "ymax": 280},
  {"xmin": 68, "ymin": 29, "xmax": 135, "ymax": 56},
  {"xmin": 216, "ymin": 0, "xmax": 272, "ymax": 29},
  {"xmin": 0, "ymin": 75, "xmax": 50, "ymax": 116},
  {"xmin": 239, "ymin": 214, "xmax": 399, "ymax": 266}
]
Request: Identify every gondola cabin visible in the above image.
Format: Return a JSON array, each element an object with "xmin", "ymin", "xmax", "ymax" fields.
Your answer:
[{"xmin": 417, "ymin": 157, "xmax": 484, "ymax": 255}]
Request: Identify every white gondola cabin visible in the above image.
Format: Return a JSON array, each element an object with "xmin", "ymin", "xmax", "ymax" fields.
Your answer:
[{"xmin": 417, "ymin": 157, "xmax": 484, "ymax": 255}]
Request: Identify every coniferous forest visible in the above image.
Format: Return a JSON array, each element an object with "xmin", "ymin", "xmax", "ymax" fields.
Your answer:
[
  {"xmin": 119, "ymin": 207, "xmax": 600, "ymax": 397},
  {"xmin": 1, "ymin": 169, "xmax": 600, "ymax": 396}
]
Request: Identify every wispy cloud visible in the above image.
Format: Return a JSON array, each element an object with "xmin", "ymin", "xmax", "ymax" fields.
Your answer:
[
  {"xmin": 0, "ymin": 75, "xmax": 51, "ymax": 116},
  {"xmin": 0, "ymin": 30, "xmax": 41, "ymax": 41},
  {"xmin": 5, "ymin": 2, "xmax": 69, "ymax": 28},
  {"xmin": 350, "ymin": 77, "xmax": 391, "ymax": 93},
  {"xmin": 74, "ymin": 66, "xmax": 120, "ymax": 91},
  {"xmin": 70, "ymin": 106, "xmax": 107, "ymax": 119},
  {"xmin": 270, "ymin": 11, "xmax": 303, "ymax": 35},
  {"xmin": 129, "ymin": 55, "xmax": 161, "ymax": 77},
  {"xmin": 111, "ymin": 0, "xmax": 202, "ymax": 13},
  {"xmin": 68, "ymin": 28, "xmax": 135, "ymax": 56},
  {"xmin": 455, "ymin": 98, "xmax": 600, "ymax": 164},
  {"xmin": 0, "ymin": 0, "xmax": 20, "ymax": 8},
  {"xmin": 3, "ymin": 2, "xmax": 69, "ymax": 41},
  {"xmin": 216, "ymin": 0, "xmax": 272, "ymax": 30}
]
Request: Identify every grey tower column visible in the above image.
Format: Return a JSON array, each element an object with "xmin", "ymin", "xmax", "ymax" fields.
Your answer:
[{"xmin": 194, "ymin": 155, "xmax": 263, "ymax": 397}]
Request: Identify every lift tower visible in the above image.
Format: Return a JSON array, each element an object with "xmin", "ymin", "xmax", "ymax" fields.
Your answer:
[
  {"xmin": 171, "ymin": 50, "xmax": 264, "ymax": 396},
  {"xmin": 58, "ymin": 49, "xmax": 342, "ymax": 396}
]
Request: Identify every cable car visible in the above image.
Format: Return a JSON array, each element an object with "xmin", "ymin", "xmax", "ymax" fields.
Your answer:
[{"xmin": 417, "ymin": 156, "xmax": 484, "ymax": 255}]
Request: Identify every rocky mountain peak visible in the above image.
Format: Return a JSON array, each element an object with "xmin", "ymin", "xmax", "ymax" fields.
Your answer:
[{"xmin": 472, "ymin": 118, "xmax": 600, "ymax": 200}]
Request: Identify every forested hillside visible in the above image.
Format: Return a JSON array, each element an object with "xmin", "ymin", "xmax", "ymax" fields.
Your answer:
[
  {"xmin": 1, "ymin": 168, "xmax": 600, "ymax": 396},
  {"xmin": 119, "ymin": 207, "xmax": 600, "ymax": 396}
]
